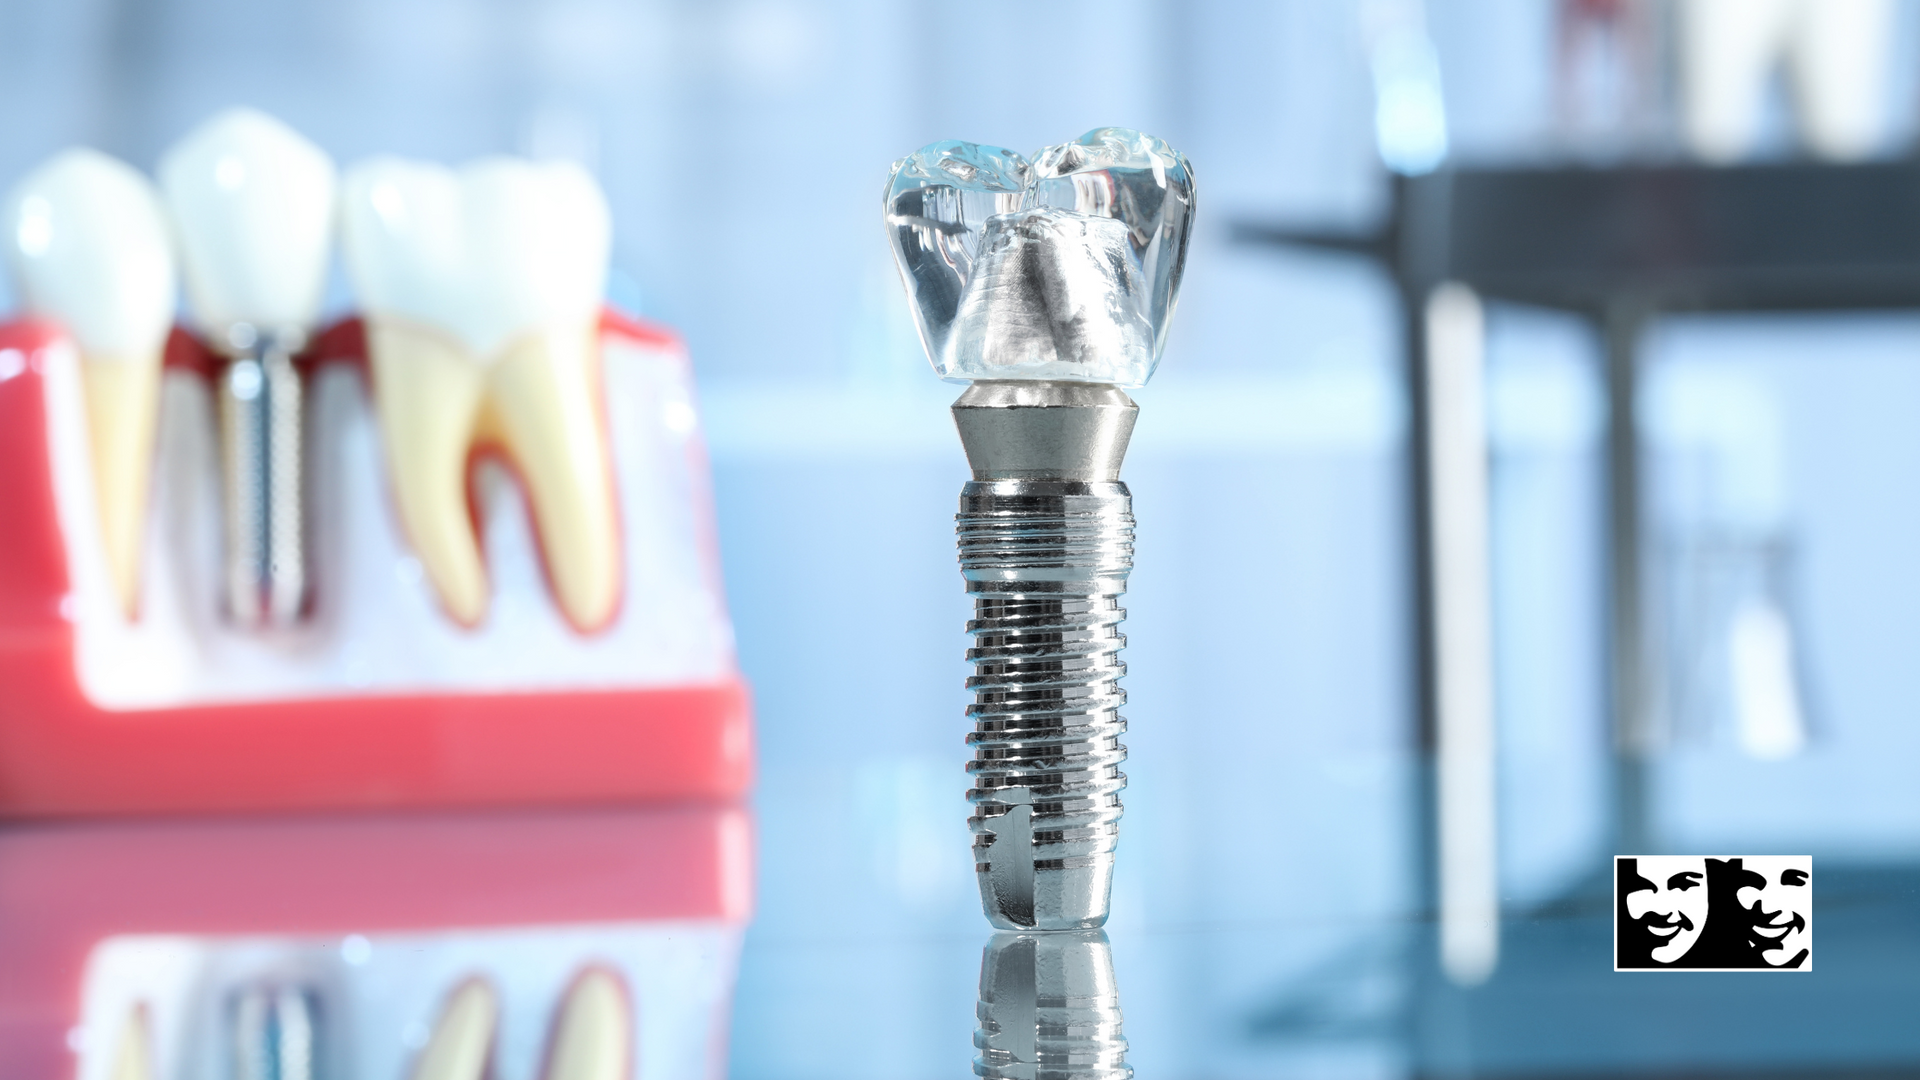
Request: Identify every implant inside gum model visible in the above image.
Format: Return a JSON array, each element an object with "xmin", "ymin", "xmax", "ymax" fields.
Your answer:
[
  {"xmin": 160, "ymin": 108, "xmax": 338, "ymax": 629},
  {"xmin": 884, "ymin": 128, "xmax": 1194, "ymax": 930}
]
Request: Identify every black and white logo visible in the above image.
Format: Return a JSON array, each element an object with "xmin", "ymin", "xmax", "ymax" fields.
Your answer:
[{"xmin": 1614, "ymin": 856, "xmax": 1811, "ymax": 971}]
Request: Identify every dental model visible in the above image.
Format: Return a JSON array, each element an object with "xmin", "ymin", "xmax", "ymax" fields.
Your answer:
[
  {"xmin": 886, "ymin": 129, "xmax": 1194, "ymax": 930},
  {"xmin": 160, "ymin": 109, "xmax": 337, "ymax": 628},
  {"xmin": 5, "ymin": 150, "xmax": 177, "ymax": 618},
  {"xmin": 1679, "ymin": 0, "xmax": 1893, "ymax": 163},
  {"xmin": 339, "ymin": 156, "xmax": 621, "ymax": 631}
]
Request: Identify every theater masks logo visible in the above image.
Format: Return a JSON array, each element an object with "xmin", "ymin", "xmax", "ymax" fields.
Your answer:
[{"xmin": 1615, "ymin": 855, "xmax": 1811, "ymax": 971}]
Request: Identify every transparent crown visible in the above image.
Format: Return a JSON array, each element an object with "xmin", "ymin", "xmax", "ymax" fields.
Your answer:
[{"xmin": 884, "ymin": 128, "xmax": 1195, "ymax": 388}]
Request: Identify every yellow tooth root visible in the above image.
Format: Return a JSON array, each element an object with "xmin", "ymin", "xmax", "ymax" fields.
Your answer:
[
  {"xmin": 108, "ymin": 1004, "xmax": 153, "ymax": 1080},
  {"xmin": 543, "ymin": 969, "xmax": 630, "ymax": 1080},
  {"xmin": 368, "ymin": 318, "xmax": 621, "ymax": 631},
  {"xmin": 484, "ymin": 325, "xmax": 621, "ymax": 632},
  {"xmin": 80, "ymin": 354, "xmax": 163, "ymax": 619},
  {"xmin": 369, "ymin": 321, "xmax": 490, "ymax": 625},
  {"xmin": 410, "ymin": 980, "xmax": 498, "ymax": 1080}
]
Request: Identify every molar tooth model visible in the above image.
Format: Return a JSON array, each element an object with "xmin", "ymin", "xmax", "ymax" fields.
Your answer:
[
  {"xmin": 1679, "ymin": 0, "xmax": 1893, "ymax": 163},
  {"xmin": 339, "ymin": 156, "xmax": 622, "ymax": 631},
  {"xmin": 884, "ymin": 128, "xmax": 1194, "ymax": 930}
]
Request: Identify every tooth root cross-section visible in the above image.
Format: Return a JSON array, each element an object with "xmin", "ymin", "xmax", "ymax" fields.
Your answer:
[{"xmin": 954, "ymin": 381, "xmax": 1137, "ymax": 930}]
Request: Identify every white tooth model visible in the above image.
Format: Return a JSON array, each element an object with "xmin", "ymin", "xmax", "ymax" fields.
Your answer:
[
  {"xmin": 5, "ymin": 150, "xmax": 177, "ymax": 618},
  {"xmin": 160, "ymin": 109, "xmax": 335, "ymax": 335},
  {"xmin": 1679, "ymin": 0, "xmax": 1893, "ymax": 164},
  {"xmin": 159, "ymin": 108, "xmax": 337, "ymax": 627},
  {"xmin": 340, "ymin": 156, "xmax": 621, "ymax": 630}
]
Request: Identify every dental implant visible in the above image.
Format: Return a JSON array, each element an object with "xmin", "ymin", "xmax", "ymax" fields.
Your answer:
[
  {"xmin": 159, "ymin": 109, "xmax": 337, "ymax": 628},
  {"xmin": 885, "ymin": 129, "xmax": 1195, "ymax": 930},
  {"xmin": 212, "ymin": 321, "xmax": 310, "ymax": 626}
]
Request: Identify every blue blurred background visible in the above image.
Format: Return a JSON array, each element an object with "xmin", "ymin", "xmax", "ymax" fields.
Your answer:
[{"xmin": 4, "ymin": 0, "xmax": 1919, "ymax": 1076}]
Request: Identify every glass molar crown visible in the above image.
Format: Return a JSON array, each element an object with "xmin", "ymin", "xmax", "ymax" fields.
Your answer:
[{"xmin": 884, "ymin": 127, "xmax": 1195, "ymax": 388}]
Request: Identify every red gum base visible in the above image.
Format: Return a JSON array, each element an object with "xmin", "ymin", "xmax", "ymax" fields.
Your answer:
[{"xmin": 0, "ymin": 314, "xmax": 752, "ymax": 819}]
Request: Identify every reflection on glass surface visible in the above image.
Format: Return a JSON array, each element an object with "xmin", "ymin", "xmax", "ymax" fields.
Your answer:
[
  {"xmin": 975, "ymin": 931, "xmax": 1129, "ymax": 1080},
  {"xmin": 232, "ymin": 985, "xmax": 317, "ymax": 1080},
  {"xmin": 0, "ymin": 808, "xmax": 745, "ymax": 1080}
]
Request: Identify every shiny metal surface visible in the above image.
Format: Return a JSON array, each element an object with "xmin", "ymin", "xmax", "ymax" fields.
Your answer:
[
  {"xmin": 952, "ymin": 381, "xmax": 1137, "ymax": 482},
  {"xmin": 955, "ymin": 384, "xmax": 1135, "ymax": 930},
  {"xmin": 975, "ymin": 930, "xmax": 1130, "ymax": 1080},
  {"xmin": 216, "ymin": 325, "xmax": 308, "ymax": 627},
  {"xmin": 232, "ymin": 985, "xmax": 317, "ymax": 1080},
  {"xmin": 948, "ymin": 208, "xmax": 1152, "ymax": 383}
]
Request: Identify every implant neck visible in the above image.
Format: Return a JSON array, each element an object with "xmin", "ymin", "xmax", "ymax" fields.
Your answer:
[
  {"xmin": 213, "ymin": 321, "xmax": 308, "ymax": 363},
  {"xmin": 951, "ymin": 380, "xmax": 1138, "ymax": 482}
]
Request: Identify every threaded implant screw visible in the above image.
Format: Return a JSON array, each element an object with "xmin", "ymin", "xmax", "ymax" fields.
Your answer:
[
  {"xmin": 218, "ymin": 330, "xmax": 309, "ymax": 628},
  {"xmin": 959, "ymin": 478, "xmax": 1132, "ymax": 931}
]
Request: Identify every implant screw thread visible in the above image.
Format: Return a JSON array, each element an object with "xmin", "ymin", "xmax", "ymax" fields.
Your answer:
[
  {"xmin": 959, "ymin": 479, "xmax": 1132, "ymax": 931},
  {"xmin": 218, "ymin": 332, "xmax": 309, "ymax": 627}
]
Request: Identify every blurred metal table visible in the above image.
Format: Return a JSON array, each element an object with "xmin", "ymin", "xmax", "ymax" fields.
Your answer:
[{"xmin": 1236, "ymin": 158, "xmax": 1920, "ymax": 966}]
